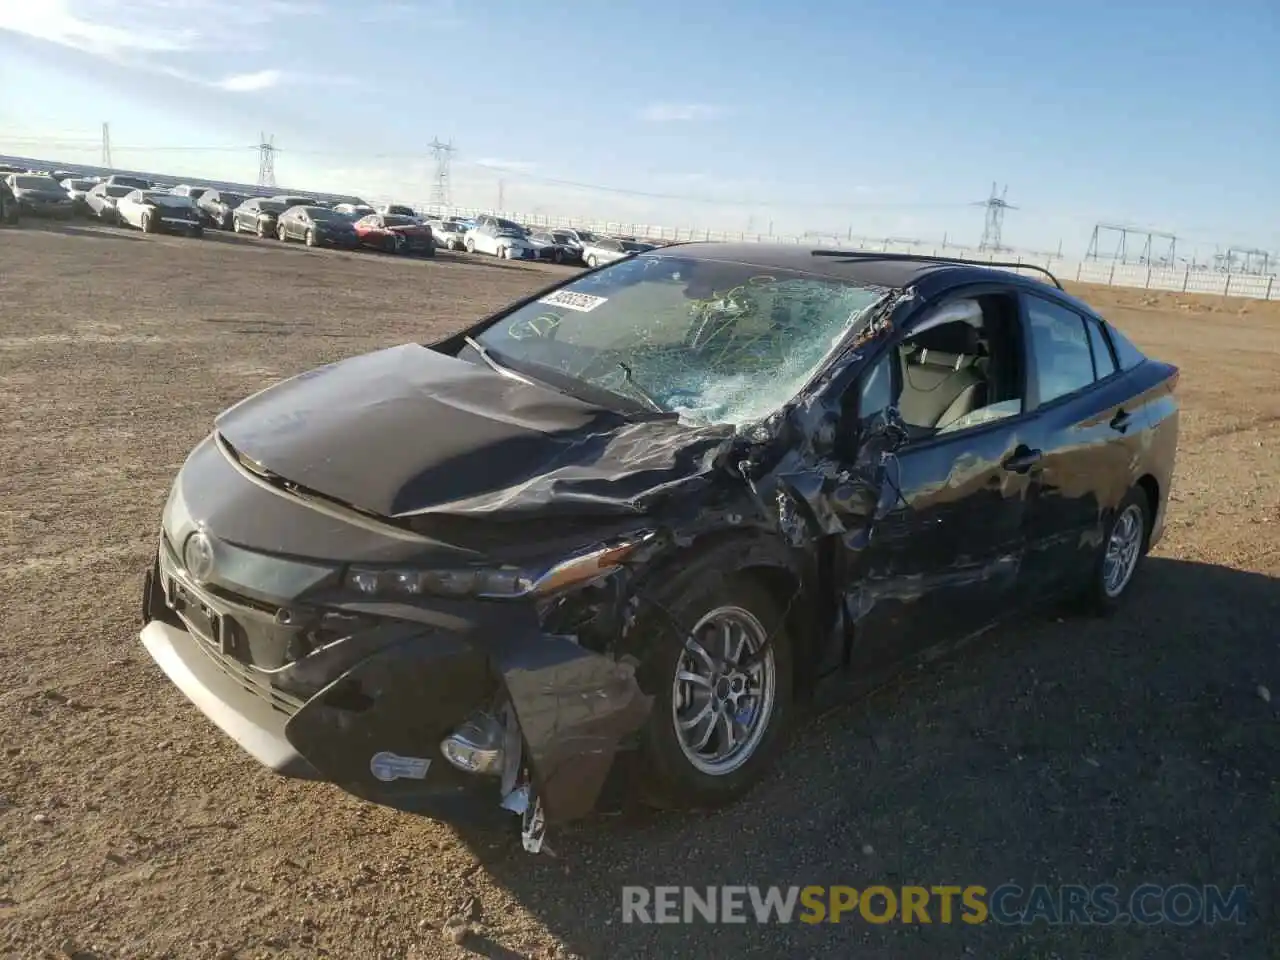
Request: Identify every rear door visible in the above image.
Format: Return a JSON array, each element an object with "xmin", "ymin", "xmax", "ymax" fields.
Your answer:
[{"xmin": 1016, "ymin": 293, "xmax": 1144, "ymax": 599}]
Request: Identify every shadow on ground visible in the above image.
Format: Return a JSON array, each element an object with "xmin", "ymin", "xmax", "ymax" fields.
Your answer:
[
  {"xmin": 18, "ymin": 220, "xmax": 148, "ymax": 242},
  {"xmin": 454, "ymin": 558, "xmax": 1279, "ymax": 958}
]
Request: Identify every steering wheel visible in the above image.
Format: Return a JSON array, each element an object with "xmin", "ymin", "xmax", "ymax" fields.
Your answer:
[{"xmin": 506, "ymin": 313, "xmax": 562, "ymax": 341}]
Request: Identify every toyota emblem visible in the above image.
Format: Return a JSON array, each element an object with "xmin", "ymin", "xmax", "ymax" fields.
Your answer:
[{"xmin": 183, "ymin": 530, "xmax": 216, "ymax": 583}]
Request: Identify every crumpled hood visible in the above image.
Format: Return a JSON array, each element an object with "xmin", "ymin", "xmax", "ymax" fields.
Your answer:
[{"xmin": 214, "ymin": 343, "xmax": 735, "ymax": 521}]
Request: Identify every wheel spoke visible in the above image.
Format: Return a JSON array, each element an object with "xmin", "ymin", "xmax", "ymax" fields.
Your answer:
[
  {"xmin": 691, "ymin": 711, "xmax": 717, "ymax": 750},
  {"xmin": 679, "ymin": 701, "xmax": 712, "ymax": 731},
  {"xmin": 717, "ymin": 709, "xmax": 737, "ymax": 753},
  {"xmin": 677, "ymin": 669, "xmax": 711, "ymax": 688},
  {"xmin": 685, "ymin": 637, "xmax": 716, "ymax": 671}
]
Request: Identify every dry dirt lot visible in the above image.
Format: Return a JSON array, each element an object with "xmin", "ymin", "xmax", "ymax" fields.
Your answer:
[{"xmin": 1, "ymin": 222, "xmax": 1277, "ymax": 960}]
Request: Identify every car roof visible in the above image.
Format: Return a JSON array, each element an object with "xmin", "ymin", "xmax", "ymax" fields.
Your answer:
[{"xmin": 649, "ymin": 241, "xmax": 1078, "ymax": 303}]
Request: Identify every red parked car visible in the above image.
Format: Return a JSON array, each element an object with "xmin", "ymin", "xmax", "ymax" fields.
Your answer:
[{"xmin": 353, "ymin": 213, "xmax": 435, "ymax": 256}]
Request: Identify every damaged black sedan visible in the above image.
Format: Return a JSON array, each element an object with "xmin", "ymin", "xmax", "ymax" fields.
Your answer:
[{"xmin": 140, "ymin": 245, "xmax": 1179, "ymax": 851}]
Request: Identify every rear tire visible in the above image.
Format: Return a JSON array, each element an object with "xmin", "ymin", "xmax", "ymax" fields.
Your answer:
[
  {"xmin": 586, "ymin": 254, "xmax": 598, "ymax": 268},
  {"xmin": 629, "ymin": 569, "xmax": 794, "ymax": 811},
  {"xmin": 305, "ymin": 229, "xmax": 316, "ymax": 248},
  {"xmin": 141, "ymin": 212, "xmax": 155, "ymax": 234},
  {"xmin": 1082, "ymin": 487, "xmax": 1152, "ymax": 616}
]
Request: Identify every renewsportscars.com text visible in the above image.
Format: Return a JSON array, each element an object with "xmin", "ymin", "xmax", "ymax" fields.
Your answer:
[{"xmin": 621, "ymin": 884, "xmax": 1250, "ymax": 926}]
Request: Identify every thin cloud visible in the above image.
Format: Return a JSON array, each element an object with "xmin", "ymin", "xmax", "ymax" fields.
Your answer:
[
  {"xmin": 473, "ymin": 158, "xmax": 536, "ymax": 173},
  {"xmin": 216, "ymin": 69, "xmax": 283, "ymax": 92},
  {"xmin": 639, "ymin": 102, "xmax": 725, "ymax": 122},
  {"xmin": 0, "ymin": 0, "xmax": 342, "ymax": 90}
]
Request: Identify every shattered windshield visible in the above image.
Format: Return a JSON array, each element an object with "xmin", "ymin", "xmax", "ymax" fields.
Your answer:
[{"xmin": 474, "ymin": 255, "xmax": 886, "ymax": 427}]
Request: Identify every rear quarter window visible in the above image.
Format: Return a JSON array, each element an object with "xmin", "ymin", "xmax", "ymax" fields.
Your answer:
[{"xmin": 1102, "ymin": 322, "xmax": 1147, "ymax": 371}]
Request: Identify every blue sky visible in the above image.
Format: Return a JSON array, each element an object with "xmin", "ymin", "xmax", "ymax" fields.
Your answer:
[{"xmin": 1, "ymin": 0, "xmax": 1276, "ymax": 257}]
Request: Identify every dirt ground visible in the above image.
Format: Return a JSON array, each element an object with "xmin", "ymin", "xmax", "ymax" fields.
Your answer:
[{"xmin": 0, "ymin": 222, "xmax": 1277, "ymax": 960}]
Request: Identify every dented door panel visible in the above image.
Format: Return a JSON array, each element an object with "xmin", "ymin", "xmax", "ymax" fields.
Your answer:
[{"xmin": 838, "ymin": 422, "xmax": 1033, "ymax": 667}]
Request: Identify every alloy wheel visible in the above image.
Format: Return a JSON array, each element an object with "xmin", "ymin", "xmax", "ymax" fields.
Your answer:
[
  {"xmin": 1102, "ymin": 503, "xmax": 1144, "ymax": 597},
  {"xmin": 671, "ymin": 605, "xmax": 777, "ymax": 776}
]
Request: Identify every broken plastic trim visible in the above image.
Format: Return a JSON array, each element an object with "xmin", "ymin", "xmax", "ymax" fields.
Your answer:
[{"xmin": 341, "ymin": 532, "xmax": 659, "ymax": 601}]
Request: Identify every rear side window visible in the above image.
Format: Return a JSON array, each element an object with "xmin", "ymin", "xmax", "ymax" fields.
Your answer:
[
  {"xmin": 1085, "ymin": 316, "xmax": 1117, "ymax": 379},
  {"xmin": 1104, "ymin": 323, "xmax": 1147, "ymax": 371},
  {"xmin": 1025, "ymin": 296, "xmax": 1096, "ymax": 404}
]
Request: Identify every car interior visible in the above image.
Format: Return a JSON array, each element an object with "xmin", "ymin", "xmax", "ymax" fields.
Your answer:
[{"xmin": 856, "ymin": 294, "xmax": 1024, "ymax": 439}]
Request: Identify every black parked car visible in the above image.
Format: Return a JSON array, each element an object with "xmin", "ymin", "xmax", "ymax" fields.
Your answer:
[
  {"xmin": 231, "ymin": 197, "xmax": 289, "ymax": 237},
  {"xmin": 276, "ymin": 205, "xmax": 359, "ymax": 248},
  {"xmin": 529, "ymin": 230, "xmax": 583, "ymax": 264},
  {"xmin": 6, "ymin": 174, "xmax": 74, "ymax": 218},
  {"xmin": 139, "ymin": 245, "xmax": 1179, "ymax": 853},
  {"xmin": 197, "ymin": 190, "xmax": 248, "ymax": 230}
]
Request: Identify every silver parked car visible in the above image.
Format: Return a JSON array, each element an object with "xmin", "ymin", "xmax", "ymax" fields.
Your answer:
[
  {"xmin": 580, "ymin": 236, "xmax": 656, "ymax": 268},
  {"xmin": 428, "ymin": 219, "xmax": 469, "ymax": 251}
]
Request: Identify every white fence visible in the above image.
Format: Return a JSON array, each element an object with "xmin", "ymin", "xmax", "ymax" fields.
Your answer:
[{"xmin": 407, "ymin": 201, "xmax": 1280, "ymax": 303}]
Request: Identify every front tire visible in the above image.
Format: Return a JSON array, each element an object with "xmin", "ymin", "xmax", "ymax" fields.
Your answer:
[
  {"xmin": 141, "ymin": 211, "xmax": 156, "ymax": 234},
  {"xmin": 464, "ymin": 238, "xmax": 475, "ymax": 254},
  {"xmin": 586, "ymin": 254, "xmax": 598, "ymax": 268},
  {"xmin": 631, "ymin": 571, "xmax": 794, "ymax": 811},
  {"xmin": 1083, "ymin": 487, "xmax": 1152, "ymax": 615}
]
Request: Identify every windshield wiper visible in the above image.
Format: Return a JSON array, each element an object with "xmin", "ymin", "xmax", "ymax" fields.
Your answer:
[
  {"xmin": 617, "ymin": 362, "xmax": 665, "ymax": 413},
  {"xmin": 463, "ymin": 336, "xmax": 535, "ymax": 385}
]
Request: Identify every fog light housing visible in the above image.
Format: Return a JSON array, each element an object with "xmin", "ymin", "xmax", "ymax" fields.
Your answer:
[{"xmin": 440, "ymin": 713, "xmax": 504, "ymax": 776}]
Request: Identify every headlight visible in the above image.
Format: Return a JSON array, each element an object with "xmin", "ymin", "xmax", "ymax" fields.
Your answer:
[{"xmin": 344, "ymin": 533, "xmax": 655, "ymax": 601}]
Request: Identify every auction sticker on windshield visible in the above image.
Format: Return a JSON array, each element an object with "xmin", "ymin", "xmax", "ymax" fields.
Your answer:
[{"xmin": 539, "ymin": 290, "xmax": 608, "ymax": 313}]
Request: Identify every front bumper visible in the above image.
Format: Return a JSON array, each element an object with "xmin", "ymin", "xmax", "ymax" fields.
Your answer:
[
  {"xmin": 138, "ymin": 448, "xmax": 653, "ymax": 827},
  {"xmin": 157, "ymin": 217, "xmax": 203, "ymax": 235},
  {"xmin": 18, "ymin": 199, "xmax": 73, "ymax": 217},
  {"xmin": 317, "ymin": 232, "xmax": 359, "ymax": 248},
  {"xmin": 395, "ymin": 235, "xmax": 435, "ymax": 255}
]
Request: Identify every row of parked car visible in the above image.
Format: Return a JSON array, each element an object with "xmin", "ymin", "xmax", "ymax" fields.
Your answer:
[
  {"xmin": 441, "ymin": 214, "xmax": 662, "ymax": 267},
  {"xmin": 0, "ymin": 164, "xmax": 667, "ymax": 264}
]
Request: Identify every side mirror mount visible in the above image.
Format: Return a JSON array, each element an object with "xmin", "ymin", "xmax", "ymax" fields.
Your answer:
[{"xmin": 862, "ymin": 405, "xmax": 910, "ymax": 454}]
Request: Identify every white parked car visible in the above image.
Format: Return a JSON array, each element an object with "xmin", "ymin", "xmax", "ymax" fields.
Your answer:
[
  {"xmin": 580, "ymin": 236, "xmax": 656, "ymax": 268},
  {"xmin": 464, "ymin": 221, "xmax": 539, "ymax": 260},
  {"xmin": 114, "ymin": 189, "xmax": 204, "ymax": 236},
  {"xmin": 376, "ymin": 203, "xmax": 418, "ymax": 219}
]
